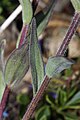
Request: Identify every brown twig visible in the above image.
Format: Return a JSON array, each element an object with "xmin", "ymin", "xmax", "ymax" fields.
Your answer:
[{"xmin": 22, "ymin": 12, "xmax": 80, "ymax": 120}]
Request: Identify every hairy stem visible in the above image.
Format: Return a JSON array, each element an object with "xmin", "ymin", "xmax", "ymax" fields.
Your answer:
[
  {"xmin": 56, "ymin": 12, "xmax": 80, "ymax": 56},
  {"xmin": 22, "ymin": 76, "xmax": 50, "ymax": 120},
  {"xmin": 0, "ymin": 86, "xmax": 9, "ymax": 119},
  {"xmin": 22, "ymin": 12, "xmax": 80, "ymax": 120}
]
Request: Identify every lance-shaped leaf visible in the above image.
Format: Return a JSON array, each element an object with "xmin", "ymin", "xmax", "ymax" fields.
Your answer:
[
  {"xmin": 30, "ymin": 18, "xmax": 44, "ymax": 95},
  {"xmin": 4, "ymin": 42, "xmax": 29, "ymax": 88},
  {"xmin": 45, "ymin": 57, "xmax": 74, "ymax": 78},
  {"xmin": 71, "ymin": 0, "xmax": 80, "ymax": 12},
  {"xmin": 35, "ymin": 0, "xmax": 56, "ymax": 36},
  {"xmin": 19, "ymin": 0, "xmax": 33, "ymax": 24}
]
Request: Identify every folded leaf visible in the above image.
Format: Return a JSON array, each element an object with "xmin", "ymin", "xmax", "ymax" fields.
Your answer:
[
  {"xmin": 45, "ymin": 57, "xmax": 74, "ymax": 78},
  {"xmin": 30, "ymin": 18, "xmax": 44, "ymax": 95},
  {"xmin": 4, "ymin": 42, "xmax": 29, "ymax": 88},
  {"xmin": 19, "ymin": 0, "xmax": 33, "ymax": 24},
  {"xmin": 71, "ymin": 0, "xmax": 80, "ymax": 12},
  {"xmin": 35, "ymin": 0, "xmax": 56, "ymax": 36}
]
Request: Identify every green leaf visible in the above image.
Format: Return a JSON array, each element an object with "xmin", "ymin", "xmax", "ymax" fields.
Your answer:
[
  {"xmin": 68, "ymin": 88, "xmax": 77, "ymax": 99},
  {"xmin": 59, "ymin": 90, "xmax": 67, "ymax": 106},
  {"xmin": 65, "ymin": 68, "xmax": 73, "ymax": 77},
  {"xmin": 45, "ymin": 57, "xmax": 74, "ymax": 78},
  {"xmin": 40, "ymin": 115, "xmax": 47, "ymax": 120},
  {"xmin": 64, "ymin": 112, "xmax": 78, "ymax": 120},
  {"xmin": 19, "ymin": 0, "xmax": 33, "ymax": 24},
  {"xmin": 46, "ymin": 95, "xmax": 55, "ymax": 108},
  {"xmin": 35, "ymin": 0, "xmax": 56, "ymax": 36},
  {"xmin": 66, "ymin": 91, "xmax": 80, "ymax": 106},
  {"xmin": 35, "ymin": 106, "xmax": 51, "ymax": 120},
  {"xmin": 71, "ymin": 0, "xmax": 80, "ymax": 12},
  {"xmin": 66, "ymin": 105, "xmax": 80, "ymax": 109},
  {"xmin": 30, "ymin": 18, "xmax": 44, "ymax": 95},
  {"xmin": 17, "ymin": 94, "xmax": 30, "ymax": 105},
  {"xmin": 4, "ymin": 42, "xmax": 29, "ymax": 88}
]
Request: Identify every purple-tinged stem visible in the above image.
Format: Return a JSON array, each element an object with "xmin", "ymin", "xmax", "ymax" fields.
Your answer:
[
  {"xmin": 22, "ymin": 76, "xmax": 50, "ymax": 120},
  {"xmin": 56, "ymin": 12, "xmax": 80, "ymax": 56},
  {"xmin": 0, "ymin": 86, "xmax": 9, "ymax": 119},
  {"xmin": 22, "ymin": 12, "xmax": 80, "ymax": 120},
  {"xmin": 19, "ymin": 25, "xmax": 29, "ymax": 47}
]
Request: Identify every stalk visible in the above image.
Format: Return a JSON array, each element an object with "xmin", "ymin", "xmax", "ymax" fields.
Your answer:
[
  {"xmin": 18, "ymin": 25, "xmax": 29, "ymax": 47},
  {"xmin": 56, "ymin": 12, "xmax": 80, "ymax": 56},
  {"xmin": 22, "ymin": 12, "xmax": 80, "ymax": 120}
]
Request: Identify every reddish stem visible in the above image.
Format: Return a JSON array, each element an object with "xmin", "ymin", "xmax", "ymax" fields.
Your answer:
[
  {"xmin": 22, "ymin": 12, "xmax": 80, "ymax": 120},
  {"xmin": 0, "ymin": 86, "xmax": 10, "ymax": 119},
  {"xmin": 22, "ymin": 76, "xmax": 50, "ymax": 120},
  {"xmin": 56, "ymin": 12, "xmax": 80, "ymax": 56},
  {"xmin": 19, "ymin": 25, "xmax": 29, "ymax": 47}
]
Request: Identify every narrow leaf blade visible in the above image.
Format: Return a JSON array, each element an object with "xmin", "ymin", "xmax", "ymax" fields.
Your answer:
[
  {"xmin": 4, "ymin": 42, "xmax": 29, "ymax": 88},
  {"xmin": 45, "ymin": 57, "xmax": 74, "ymax": 78},
  {"xmin": 35, "ymin": 0, "xmax": 56, "ymax": 36},
  {"xmin": 19, "ymin": 0, "xmax": 33, "ymax": 24},
  {"xmin": 30, "ymin": 18, "xmax": 44, "ymax": 95},
  {"xmin": 66, "ymin": 91, "xmax": 80, "ymax": 106}
]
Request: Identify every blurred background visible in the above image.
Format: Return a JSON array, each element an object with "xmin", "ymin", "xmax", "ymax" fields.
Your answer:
[{"xmin": 0, "ymin": 0, "xmax": 80, "ymax": 120}]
